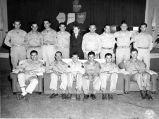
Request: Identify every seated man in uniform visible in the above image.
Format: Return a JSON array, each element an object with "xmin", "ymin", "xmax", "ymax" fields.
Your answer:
[
  {"xmin": 47, "ymin": 51, "xmax": 69, "ymax": 99},
  {"xmin": 83, "ymin": 51, "xmax": 101, "ymax": 100},
  {"xmin": 124, "ymin": 49, "xmax": 153, "ymax": 100},
  {"xmin": 16, "ymin": 50, "xmax": 45, "ymax": 100},
  {"xmin": 100, "ymin": 53, "xmax": 119, "ymax": 100},
  {"xmin": 67, "ymin": 53, "xmax": 85, "ymax": 100}
]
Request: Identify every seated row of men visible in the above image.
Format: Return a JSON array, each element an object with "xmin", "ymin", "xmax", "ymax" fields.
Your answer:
[
  {"xmin": 5, "ymin": 20, "xmax": 153, "ymax": 72},
  {"xmin": 15, "ymin": 49, "xmax": 158, "ymax": 101}
]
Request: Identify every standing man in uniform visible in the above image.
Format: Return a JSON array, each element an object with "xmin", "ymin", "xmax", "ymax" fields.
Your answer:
[
  {"xmin": 4, "ymin": 20, "xmax": 27, "ymax": 69},
  {"xmin": 100, "ymin": 25, "xmax": 116, "ymax": 60},
  {"xmin": 114, "ymin": 21, "xmax": 133, "ymax": 65},
  {"xmin": 16, "ymin": 50, "xmax": 45, "ymax": 100},
  {"xmin": 56, "ymin": 23, "xmax": 70, "ymax": 58},
  {"xmin": 67, "ymin": 53, "xmax": 85, "ymax": 100},
  {"xmin": 82, "ymin": 24, "xmax": 101, "ymax": 59},
  {"xmin": 83, "ymin": 51, "xmax": 101, "ymax": 100},
  {"xmin": 133, "ymin": 23, "xmax": 153, "ymax": 69},
  {"xmin": 100, "ymin": 53, "xmax": 119, "ymax": 100},
  {"xmin": 124, "ymin": 49, "xmax": 152, "ymax": 100},
  {"xmin": 41, "ymin": 20, "xmax": 57, "ymax": 66},
  {"xmin": 47, "ymin": 51, "xmax": 69, "ymax": 99},
  {"xmin": 25, "ymin": 23, "xmax": 43, "ymax": 59}
]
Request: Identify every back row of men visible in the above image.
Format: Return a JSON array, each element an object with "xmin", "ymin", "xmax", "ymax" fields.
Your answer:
[{"xmin": 4, "ymin": 20, "xmax": 153, "ymax": 70}]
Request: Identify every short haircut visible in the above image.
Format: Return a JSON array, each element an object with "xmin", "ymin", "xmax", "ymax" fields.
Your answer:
[
  {"xmin": 131, "ymin": 48, "xmax": 138, "ymax": 53},
  {"xmin": 55, "ymin": 51, "xmax": 62, "ymax": 56},
  {"xmin": 104, "ymin": 24, "xmax": 110, "ymax": 27},
  {"xmin": 73, "ymin": 25, "xmax": 80, "ymax": 29},
  {"xmin": 59, "ymin": 22, "xmax": 66, "ymax": 27},
  {"xmin": 140, "ymin": 23, "xmax": 147, "ymax": 27},
  {"xmin": 89, "ymin": 24, "xmax": 96, "ymax": 28},
  {"xmin": 14, "ymin": 20, "xmax": 21, "ymax": 24},
  {"xmin": 30, "ymin": 50, "xmax": 38, "ymax": 55},
  {"xmin": 43, "ymin": 19, "xmax": 51, "ymax": 23},
  {"xmin": 105, "ymin": 53, "xmax": 112, "ymax": 58},
  {"xmin": 88, "ymin": 51, "xmax": 95, "ymax": 57},
  {"xmin": 71, "ymin": 52, "xmax": 79, "ymax": 57},
  {"xmin": 121, "ymin": 20, "xmax": 127, "ymax": 25}
]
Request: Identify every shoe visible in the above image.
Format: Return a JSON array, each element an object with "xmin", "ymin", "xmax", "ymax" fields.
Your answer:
[
  {"xmin": 151, "ymin": 91, "xmax": 157, "ymax": 94},
  {"xmin": 84, "ymin": 94, "xmax": 89, "ymax": 99},
  {"xmin": 76, "ymin": 94, "xmax": 81, "ymax": 101},
  {"xmin": 140, "ymin": 90, "xmax": 146, "ymax": 99},
  {"xmin": 61, "ymin": 94, "xmax": 67, "ymax": 99},
  {"xmin": 24, "ymin": 93, "xmax": 30, "ymax": 102},
  {"xmin": 67, "ymin": 94, "xmax": 72, "ymax": 99},
  {"xmin": 108, "ymin": 94, "xmax": 113, "ymax": 100},
  {"xmin": 49, "ymin": 93, "xmax": 58, "ymax": 99},
  {"xmin": 102, "ymin": 94, "xmax": 106, "ymax": 100},
  {"xmin": 90, "ymin": 94, "xmax": 96, "ymax": 100},
  {"xmin": 146, "ymin": 91, "xmax": 153, "ymax": 100},
  {"xmin": 125, "ymin": 91, "xmax": 129, "ymax": 94},
  {"xmin": 16, "ymin": 94, "xmax": 25, "ymax": 100}
]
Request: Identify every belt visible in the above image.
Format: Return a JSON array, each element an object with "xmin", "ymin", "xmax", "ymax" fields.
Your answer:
[
  {"xmin": 101, "ymin": 47, "xmax": 113, "ymax": 50},
  {"xmin": 138, "ymin": 47, "xmax": 149, "ymax": 49},
  {"xmin": 12, "ymin": 44, "xmax": 24, "ymax": 47},
  {"xmin": 118, "ymin": 46, "xmax": 129, "ymax": 48},
  {"xmin": 43, "ymin": 43, "xmax": 55, "ymax": 45},
  {"xmin": 28, "ymin": 46, "xmax": 41, "ymax": 48}
]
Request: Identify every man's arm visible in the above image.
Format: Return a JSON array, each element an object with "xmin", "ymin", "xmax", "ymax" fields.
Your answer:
[{"xmin": 4, "ymin": 32, "xmax": 11, "ymax": 47}]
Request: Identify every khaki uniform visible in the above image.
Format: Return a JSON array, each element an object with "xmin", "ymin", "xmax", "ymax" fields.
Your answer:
[
  {"xmin": 133, "ymin": 32, "xmax": 153, "ymax": 69},
  {"xmin": 41, "ymin": 29, "xmax": 57, "ymax": 66},
  {"xmin": 83, "ymin": 60, "xmax": 101, "ymax": 94},
  {"xmin": 124, "ymin": 59, "xmax": 151, "ymax": 91},
  {"xmin": 25, "ymin": 31, "xmax": 43, "ymax": 59},
  {"xmin": 114, "ymin": 31, "xmax": 132, "ymax": 64},
  {"xmin": 48, "ymin": 60, "xmax": 68, "ymax": 93},
  {"xmin": 67, "ymin": 61, "xmax": 85, "ymax": 93},
  {"xmin": 56, "ymin": 31, "xmax": 70, "ymax": 58},
  {"xmin": 4, "ymin": 29, "xmax": 27, "ymax": 69},
  {"xmin": 82, "ymin": 32, "xmax": 101, "ymax": 59},
  {"xmin": 17, "ymin": 59, "xmax": 45, "ymax": 96},
  {"xmin": 100, "ymin": 62, "xmax": 118, "ymax": 93},
  {"xmin": 99, "ymin": 33, "xmax": 116, "ymax": 59}
]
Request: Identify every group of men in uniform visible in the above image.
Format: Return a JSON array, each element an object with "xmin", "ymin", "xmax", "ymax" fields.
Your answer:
[
  {"xmin": 5, "ymin": 20, "xmax": 158, "ymax": 101},
  {"xmin": 4, "ymin": 20, "xmax": 70, "ymax": 68}
]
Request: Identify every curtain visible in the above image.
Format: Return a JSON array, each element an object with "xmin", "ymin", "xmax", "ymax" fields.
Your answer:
[
  {"xmin": 7, "ymin": 0, "xmax": 146, "ymax": 33},
  {"xmin": 0, "ymin": 0, "xmax": 8, "ymax": 47}
]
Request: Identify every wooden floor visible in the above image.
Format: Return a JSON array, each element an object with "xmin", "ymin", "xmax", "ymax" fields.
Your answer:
[
  {"xmin": 1, "ymin": 46, "xmax": 159, "ymax": 118},
  {"xmin": 1, "ymin": 71, "xmax": 159, "ymax": 119}
]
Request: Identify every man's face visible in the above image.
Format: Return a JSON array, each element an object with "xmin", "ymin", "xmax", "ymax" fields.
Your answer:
[
  {"xmin": 72, "ymin": 55, "xmax": 79, "ymax": 63},
  {"xmin": 105, "ymin": 55, "xmax": 112, "ymax": 63},
  {"xmin": 88, "ymin": 54, "xmax": 95, "ymax": 62},
  {"xmin": 89, "ymin": 25, "xmax": 96, "ymax": 33},
  {"xmin": 104, "ymin": 26, "xmax": 110, "ymax": 33},
  {"xmin": 59, "ymin": 24, "xmax": 66, "ymax": 32},
  {"xmin": 13, "ymin": 21, "xmax": 21, "ymax": 29},
  {"xmin": 140, "ymin": 25, "xmax": 147, "ymax": 32},
  {"xmin": 31, "ymin": 24, "xmax": 38, "ymax": 32},
  {"xmin": 44, "ymin": 21, "xmax": 51, "ymax": 29},
  {"xmin": 73, "ymin": 27, "xmax": 80, "ymax": 34},
  {"xmin": 55, "ymin": 52, "xmax": 62, "ymax": 61},
  {"xmin": 120, "ymin": 23, "xmax": 128, "ymax": 31},
  {"xmin": 30, "ymin": 52, "xmax": 38, "ymax": 61},
  {"xmin": 131, "ymin": 51, "xmax": 138, "ymax": 59}
]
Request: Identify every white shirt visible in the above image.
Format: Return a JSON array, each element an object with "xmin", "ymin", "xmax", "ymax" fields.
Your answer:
[{"xmin": 82, "ymin": 32, "xmax": 101, "ymax": 54}]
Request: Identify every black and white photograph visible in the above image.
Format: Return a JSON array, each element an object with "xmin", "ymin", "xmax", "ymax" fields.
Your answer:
[{"xmin": 0, "ymin": 0, "xmax": 159, "ymax": 118}]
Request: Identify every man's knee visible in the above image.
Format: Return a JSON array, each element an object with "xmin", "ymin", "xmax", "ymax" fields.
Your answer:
[
  {"xmin": 143, "ymin": 72, "xmax": 151, "ymax": 80},
  {"xmin": 50, "ymin": 73, "xmax": 58, "ymax": 79},
  {"xmin": 18, "ymin": 73, "xmax": 25, "ymax": 79}
]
